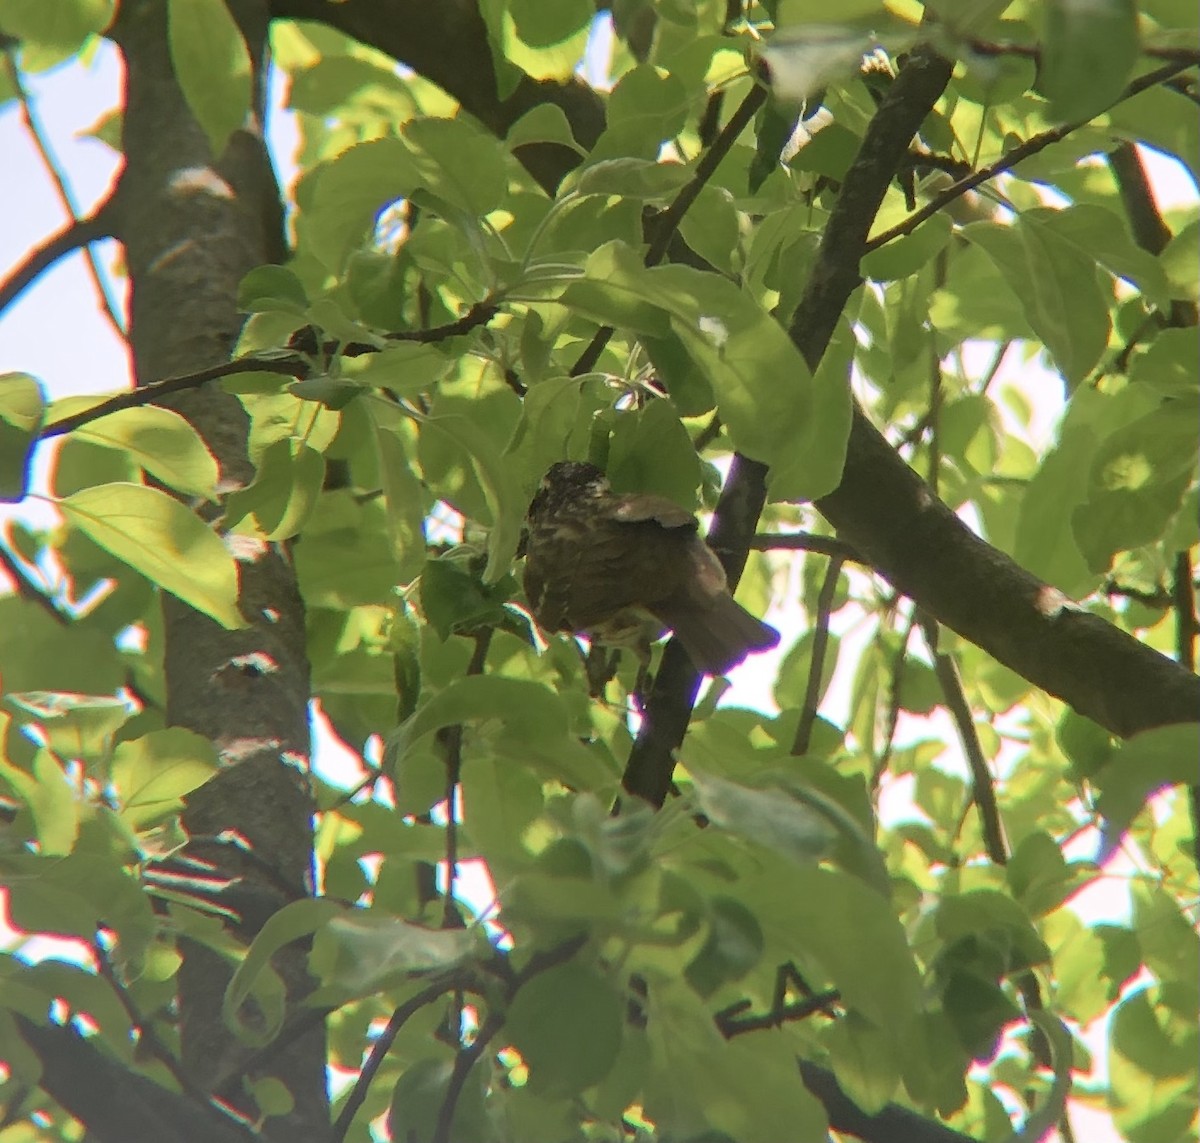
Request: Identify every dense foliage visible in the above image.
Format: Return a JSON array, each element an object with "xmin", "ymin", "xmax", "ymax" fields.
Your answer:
[{"xmin": 0, "ymin": 2, "xmax": 1197, "ymax": 1142}]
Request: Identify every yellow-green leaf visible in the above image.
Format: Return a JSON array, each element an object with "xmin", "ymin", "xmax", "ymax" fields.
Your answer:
[
  {"xmin": 76, "ymin": 405, "xmax": 219, "ymax": 498},
  {"xmin": 58, "ymin": 482, "xmax": 245, "ymax": 629}
]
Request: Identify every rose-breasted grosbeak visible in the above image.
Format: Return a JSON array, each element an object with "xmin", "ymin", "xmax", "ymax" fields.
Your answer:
[{"xmin": 522, "ymin": 461, "xmax": 779, "ymax": 675}]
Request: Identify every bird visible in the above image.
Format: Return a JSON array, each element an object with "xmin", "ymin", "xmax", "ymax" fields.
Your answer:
[{"xmin": 522, "ymin": 461, "xmax": 780, "ymax": 676}]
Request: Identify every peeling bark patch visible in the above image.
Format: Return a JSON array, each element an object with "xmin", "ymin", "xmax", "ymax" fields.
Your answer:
[
  {"xmin": 218, "ymin": 652, "xmax": 278, "ymax": 680},
  {"xmin": 225, "ymin": 534, "xmax": 267, "ymax": 562},
  {"xmin": 168, "ymin": 166, "xmax": 236, "ymax": 200},
  {"xmin": 1036, "ymin": 585, "xmax": 1071, "ymax": 617}
]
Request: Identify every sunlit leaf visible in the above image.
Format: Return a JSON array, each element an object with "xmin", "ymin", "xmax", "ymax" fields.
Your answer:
[{"xmin": 58, "ymin": 482, "xmax": 245, "ymax": 629}]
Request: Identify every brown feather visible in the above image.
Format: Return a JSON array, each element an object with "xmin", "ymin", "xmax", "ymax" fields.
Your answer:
[{"xmin": 523, "ymin": 462, "xmax": 780, "ymax": 674}]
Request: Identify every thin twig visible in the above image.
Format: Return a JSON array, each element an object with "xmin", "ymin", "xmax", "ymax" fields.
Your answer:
[
  {"xmin": 872, "ymin": 606, "xmax": 917, "ymax": 791},
  {"xmin": 864, "ymin": 62, "xmax": 1190, "ymax": 255},
  {"xmin": 432, "ymin": 933, "xmax": 588, "ymax": 1143},
  {"xmin": 1172, "ymin": 551, "xmax": 1200, "ymax": 873},
  {"xmin": 743, "ymin": 533, "xmax": 862, "ymax": 562},
  {"xmin": 330, "ymin": 976, "xmax": 459, "ymax": 1143},
  {"xmin": 39, "ymin": 303, "xmax": 499, "ymax": 440},
  {"xmin": 0, "ymin": 210, "xmax": 116, "ymax": 316},
  {"xmin": 2, "ymin": 48, "xmax": 125, "ymax": 334},
  {"xmin": 92, "ymin": 938, "xmax": 218, "ymax": 1115},
  {"xmin": 1104, "ymin": 579, "xmax": 1173, "ymax": 609},
  {"xmin": 717, "ymin": 989, "xmax": 841, "ymax": 1038},
  {"xmin": 440, "ymin": 629, "xmax": 493, "ymax": 931},
  {"xmin": 570, "ymin": 83, "xmax": 768, "ymax": 378},
  {"xmin": 965, "ymin": 38, "xmax": 1199, "ymax": 67},
  {"xmin": 40, "ymin": 356, "xmax": 305, "ymax": 440},
  {"xmin": 1173, "ymin": 552, "xmax": 1198, "ymax": 673},
  {"xmin": 792, "ymin": 556, "xmax": 846, "ymax": 756},
  {"xmin": 918, "ymin": 615, "xmax": 1008, "ymax": 866},
  {"xmin": 431, "ymin": 1009, "xmax": 504, "ymax": 1143}
]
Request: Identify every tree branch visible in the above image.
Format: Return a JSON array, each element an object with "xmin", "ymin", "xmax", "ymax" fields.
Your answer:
[
  {"xmin": 570, "ymin": 84, "xmax": 766, "ymax": 377},
  {"xmin": 864, "ymin": 62, "xmax": 1191, "ymax": 255},
  {"xmin": 39, "ymin": 302, "xmax": 499, "ymax": 440},
  {"xmin": 797, "ymin": 1060, "xmax": 982, "ymax": 1143},
  {"xmin": 267, "ymin": 0, "xmax": 605, "ymax": 195},
  {"xmin": 919, "ymin": 617, "xmax": 1008, "ymax": 866},
  {"xmin": 1, "ymin": 47, "xmax": 125, "ymax": 333},
  {"xmin": 14, "ymin": 1016, "xmax": 258, "ymax": 1143},
  {"xmin": 743, "ymin": 532, "xmax": 862, "ymax": 561},
  {"xmin": 0, "ymin": 209, "xmax": 116, "ymax": 317},
  {"xmin": 331, "ymin": 976, "xmax": 457, "ymax": 1143},
  {"xmin": 623, "ymin": 46, "xmax": 959, "ymax": 808},
  {"xmin": 792, "ymin": 555, "xmax": 845, "ymax": 756}
]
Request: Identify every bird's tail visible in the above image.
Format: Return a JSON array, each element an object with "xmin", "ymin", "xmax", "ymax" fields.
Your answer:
[{"xmin": 653, "ymin": 595, "xmax": 779, "ymax": 676}]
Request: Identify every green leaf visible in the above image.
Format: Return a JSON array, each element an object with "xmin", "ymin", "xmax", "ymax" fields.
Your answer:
[
  {"xmin": 1130, "ymin": 327, "xmax": 1200, "ymax": 397},
  {"xmin": 387, "ymin": 676, "xmax": 565, "ymax": 762},
  {"xmin": 0, "ymin": 749, "xmax": 79, "ymax": 856},
  {"xmin": 0, "ymin": 0, "xmax": 114, "ymax": 53},
  {"xmin": 370, "ymin": 416, "xmax": 428, "ymax": 581},
  {"xmin": 689, "ymin": 770, "xmax": 837, "ymax": 867},
  {"xmin": 75, "ymin": 405, "xmax": 220, "ymax": 498},
  {"xmin": 310, "ymin": 911, "xmax": 477, "ymax": 1002},
  {"xmin": 58, "ymin": 482, "xmax": 245, "ymax": 629},
  {"xmin": 1109, "ymin": 988, "xmax": 1198, "ymax": 1142},
  {"xmin": 1029, "ymin": 204, "xmax": 1171, "ymax": 307},
  {"xmin": 111, "ymin": 727, "xmax": 218, "ymax": 829},
  {"xmin": 1071, "ymin": 398, "xmax": 1199, "ymax": 572},
  {"xmin": 308, "ymin": 137, "xmax": 415, "ymax": 268},
  {"xmin": 936, "ymin": 889, "xmax": 1051, "ymax": 975},
  {"xmin": 420, "ymin": 413, "xmax": 523, "ymax": 583},
  {"xmin": 404, "ymin": 116, "xmax": 508, "ymax": 218},
  {"xmin": 505, "ymin": 103, "xmax": 585, "ymax": 155},
  {"xmin": 225, "ymin": 437, "xmax": 326, "ymax": 541},
  {"xmin": 560, "ymin": 242, "xmax": 849, "ymax": 500},
  {"xmin": 964, "ymin": 217, "xmax": 1111, "ymax": 386},
  {"xmin": 568, "ymin": 158, "xmax": 692, "ymax": 201},
  {"xmin": 224, "ymin": 898, "xmax": 343, "ymax": 1043},
  {"xmin": 824, "ymin": 1011, "xmax": 900, "ymax": 1114},
  {"xmin": 3, "ymin": 691, "xmax": 132, "ymax": 768},
  {"xmin": 862, "ymin": 215, "xmax": 953, "ymax": 282},
  {"xmin": 166, "ymin": 0, "xmax": 253, "ymax": 156},
  {"xmin": 238, "ymin": 265, "xmax": 308, "ymax": 314},
  {"xmin": 419, "ymin": 557, "xmax": 518, "ymax": 641},
  {"xmin": 1094, "ymin": 723, "xmax": 1200, "ymax": 849},
  {"xmin": 505, "ymin": 962, "xmax": 623, "ymax": 1097},
  {"xmin": 1041, "ymin": 0, "xmax": 1139, "ymax": 122},
  {"xmin": 605, "ymin": 399, "xmax": 701, "ymax": 510},
  {"xmin": 645, "ymin": 981, "xmax": 828, "ymax": 1140},
  {"xmin": 604, "ymin": 65, "xmax": 689, "ymax": 151},
  {"xmin": 385, "ymin": 676, "xmax": 605, "ymax": 791},
  {"xmin": 387, "ymin": 1057, "xmax": 488, "ymax": 1143},
  {"xmin": 683, "ymin": 896, "xmax": 765, "ymax": 998},
  {"xmin": 0, "ymin": 372, "xmax": 45, "ymax": 502}
]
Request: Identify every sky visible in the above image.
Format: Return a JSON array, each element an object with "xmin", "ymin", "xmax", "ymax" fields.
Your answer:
[{"xmin": 1, "ymin": 30, "xmax": 1196, "ymax": 1143}]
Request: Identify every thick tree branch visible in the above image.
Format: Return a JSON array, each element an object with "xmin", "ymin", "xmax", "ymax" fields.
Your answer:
[
  {"xmin": 14, "ymin": 1017, "xmax": 258, "ymax": 1143},
  {"xmin": 798, "ymin": 1060, "xmax": 981, "ymax": 1143},
  {"xmin": 624, "ymin": 46, "xmax": 959, "ymax": 807},
  {"xmin": 268, "ymin": 0, "xmax": 604, "ymax": 194}
]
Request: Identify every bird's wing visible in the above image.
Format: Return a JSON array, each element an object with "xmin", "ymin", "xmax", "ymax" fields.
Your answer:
[{"xmin": 611, "ymin": 492, "xmax": 697, "ymax": 530}]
